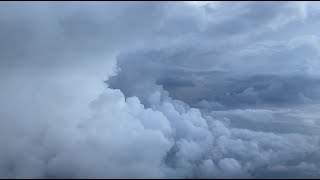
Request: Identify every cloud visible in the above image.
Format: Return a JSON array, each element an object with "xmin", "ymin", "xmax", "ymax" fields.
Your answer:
[{"xmin": 0, "ymin": 1, "xmax": 320, "ymax": 179}]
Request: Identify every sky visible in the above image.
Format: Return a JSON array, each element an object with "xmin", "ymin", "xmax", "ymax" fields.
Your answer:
[{"xmin": 0, "ymin": 1, "xmax": 320, "ymax": 178}]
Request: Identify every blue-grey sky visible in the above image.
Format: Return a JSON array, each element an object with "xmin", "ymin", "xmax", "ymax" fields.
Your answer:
[{"xmin": 0, "ymin": 1, "xmax": 320, "ymax": 178}]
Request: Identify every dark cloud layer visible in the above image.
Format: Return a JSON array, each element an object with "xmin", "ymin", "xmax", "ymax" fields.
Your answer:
[{"xmin": 1, "ymin": 1, "xmax": 320, "ymax": 179}]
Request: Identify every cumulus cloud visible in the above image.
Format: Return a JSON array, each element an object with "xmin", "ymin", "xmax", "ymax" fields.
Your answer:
[{"xmin": 1, "ymin": 1, "xmax": 320, "ymax": 179}]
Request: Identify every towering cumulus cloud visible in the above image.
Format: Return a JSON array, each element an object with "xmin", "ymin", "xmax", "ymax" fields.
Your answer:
[{"xmin": 1, "ymin": 1, "xmax": 320, "ymax": 178}]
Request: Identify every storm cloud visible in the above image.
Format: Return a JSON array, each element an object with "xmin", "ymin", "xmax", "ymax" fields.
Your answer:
[{"xmin": 1, "ymin": 1, "xmax": 320, "ymax": 179}]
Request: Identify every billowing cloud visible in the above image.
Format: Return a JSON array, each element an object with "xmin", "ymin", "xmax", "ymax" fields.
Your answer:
[{"xmin": 1, "ymin": 1, "xmax": 320, "ymax": 179}]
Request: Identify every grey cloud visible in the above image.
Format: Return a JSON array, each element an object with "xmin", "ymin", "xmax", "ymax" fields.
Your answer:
[
  {"xmin": 106, "ymin": 1, "xmax": 320, "ymax": 178},
  {"xmin": 109, "ymin": 48, "xmax": 320, "ymax": 110},
  {"xmin": 1, "ymin": 1, "xmax": 320, "ymax": 179}
]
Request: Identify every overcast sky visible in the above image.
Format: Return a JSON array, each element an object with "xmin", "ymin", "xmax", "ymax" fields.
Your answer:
[{"xmin": 0, "ymin": 1, "xmax": 320, "ymax": 178}]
